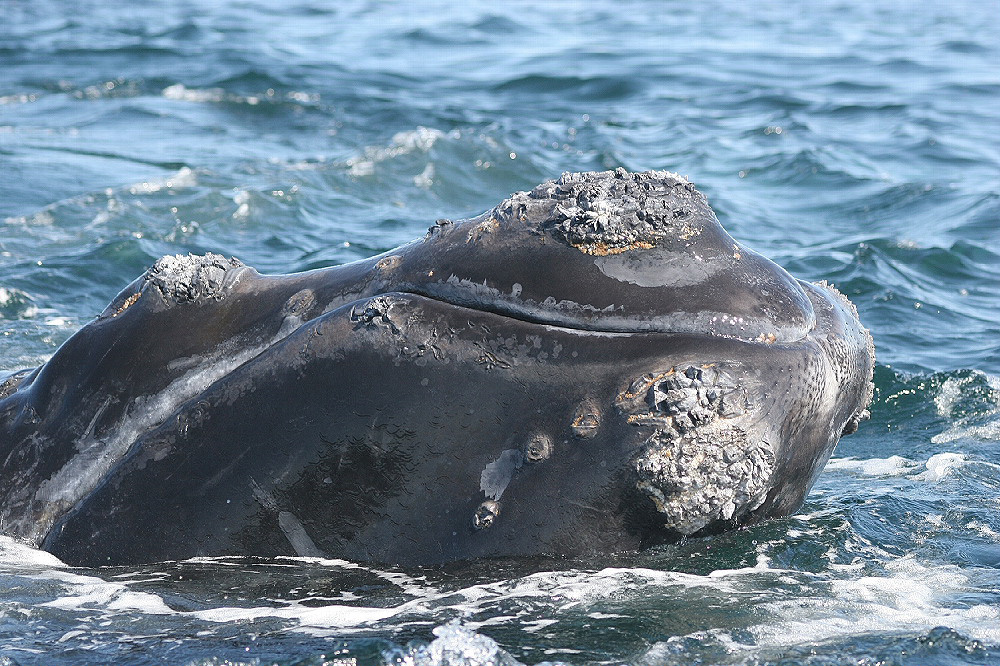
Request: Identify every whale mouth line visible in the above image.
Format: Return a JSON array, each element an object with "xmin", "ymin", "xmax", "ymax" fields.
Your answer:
[
  {"xmin": 360, "ymin": 289, "xmax": 645, "ymax": 337},
  {"xmin": 379, "ymin": 288, "xmax": 804, "ymax": 343}
]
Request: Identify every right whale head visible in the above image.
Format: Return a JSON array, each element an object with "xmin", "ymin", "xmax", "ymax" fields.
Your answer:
[{"xmin": 0, "ymin": 169, "xmax": 874, "ymax": 566}]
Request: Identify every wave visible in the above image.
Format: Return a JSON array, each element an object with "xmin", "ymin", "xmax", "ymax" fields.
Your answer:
[{"xmin": 493, "ymin": 75, "xmax": 643, "ymax": 101}]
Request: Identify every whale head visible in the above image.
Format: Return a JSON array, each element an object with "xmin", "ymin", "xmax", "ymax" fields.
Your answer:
[{"xmin": 0, "ymin": 169, "xmax": 874, "ymax": 566}]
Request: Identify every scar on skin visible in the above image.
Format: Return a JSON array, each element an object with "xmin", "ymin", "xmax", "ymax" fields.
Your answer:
[{"xmin": 113, "ymin": 293, "xmax": 141, "ymax": 317}]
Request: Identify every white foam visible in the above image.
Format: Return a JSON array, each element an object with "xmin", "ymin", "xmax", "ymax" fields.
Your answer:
[
  {"xmin": 127, "ymin": 166, "xmax": 197, "ymax": 195},
  {"xmin": 3, "ymin": 209, "xmax": 55, "ymax": 227},
  {"xmin": 825, "ymin": 455, "xmax": 918, "ymax": 477},
  {"xmin": 35, "ymin": 570, "xmax": 174, "ymax": 614},
  {"xmin": 191, "ymin": 603, "xmax": 397, "ymax": 626},
  {"xmin": 912, "ymin": 452, "xmax": 966, "ymax": 481},
  {"xmin": 825, "ymin": 453, "xmax": 981, "ymax": 482},
  {"xmin": 414, "ymin": 162, "xmax": 435, "ymax": 189},
  {"xmin": 11, "ymin": 545, "xmax": 993, "ymax": 665},
  {"xmin": 246, "ymin": 562, "xmax": 777, "ymax": 639},
  {"xmin": 925, "ymin": 514, "xmax": 947, "ymax": 528},
  {"xmin": 741, "ymin": 555, "xmax": 1000, "ymax": 647},
  {"xmin": 933, "ymin": 420, "xmax": 1000, "ymax": 443},
  {"xmin": 162, "ymin": 84, "xmax": 317, "ymax": 108},
  {"xmin": 0, "ymin": 92, "xmax": 41, "ymax": 105},
  {"xmin": 965, "ymin": 521, "xmax": 1000, "ymax": 541},
  {"xmin": 935, "ymin": 375, "xmax": 971, "ymax": 417},
  {"xmin": 0, "ymin": 535, "xmax": 66, "ymax": 569},
  {"xmin": 346, "ymin": 127, "xmax": 455, "ymax": 177},
  {"xmin": 932, "ymin": 372, "xmax": 1000, "ymax": 443},
  {"xmin": 0, "ymin": 286, "xmax": 38, "ymax": 319},
  {"xmin": 162, "ymin": 83, "xmax": 225, "ymax": 103},
  {"xmin": 387, "ymin": 621, "xmax": 522, "ymax": 666},
  {"xmin": 9, "ymin": 556, "xmax": 404, "ymax": 631}
]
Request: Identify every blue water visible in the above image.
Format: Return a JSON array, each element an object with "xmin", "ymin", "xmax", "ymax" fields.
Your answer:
[{"xmin": 2, "ymin": 0, "xmax": 999, "ymax": 663}]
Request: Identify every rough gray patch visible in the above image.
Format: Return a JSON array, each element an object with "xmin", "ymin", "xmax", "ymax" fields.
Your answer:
[
  {"xmin": 145, "ymin": 253, "xmax": 244, "ymax": 304},
  {"xmin": 492, "ymin": 168, "xmax": 713, "ymax": 255},
  {"xmin": 616, "ymin": 364, "xmax": 773, "ymax": 533},
  {"xmin": 480, "ymin": 449, "xmax": 523, "ymax": 500},
  {"xmin": 522, "ymin": 433, "xmax": 553, "ymax": 463},
  {"xmin": 282, "ymin": 289, "xmax": 316, "ymax": 318},
  {"xmin": 425, "ymin": 218, "xmax": 454, "ymax": 238},
  {"xmin": 473, "ymin": 500, "xmax": 500, "ymax": 530},
  {"xmin": 616, "ymin": 364, "xmax": 749, "ymax": 433},
  {"xmin": 634, "ymin": 427, "xmax": 774, "ymax": 534},
  {"xmin": 350, "ymin": 295, "xmax": 401, "ymax": 333}
]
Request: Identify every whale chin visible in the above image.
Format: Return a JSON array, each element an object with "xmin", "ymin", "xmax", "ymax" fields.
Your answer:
[{"xmin": 0, "ymin": 169, "xmax": 874, "ymax": 567}]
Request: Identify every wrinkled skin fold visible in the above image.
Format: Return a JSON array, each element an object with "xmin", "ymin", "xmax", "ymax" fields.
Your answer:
[{"xmin": 0, "ymin": 169, "xmax": 875, "ymax": 567}]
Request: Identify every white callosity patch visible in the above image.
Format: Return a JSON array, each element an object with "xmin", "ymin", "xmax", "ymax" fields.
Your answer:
[
  {"xmin": 618, "ymin": 365, "xmax": 774, "ymax": 533},
  {"xmin": 530, "ymin": 168, "xmax": 699, "ymax": 255},
  {"xmin": 635, "ymin": 427, "xmax": 774, "ymax": 533},
  {"xmin": 143, "ymin": 252, "xmax": 245, "ymax": 304}
]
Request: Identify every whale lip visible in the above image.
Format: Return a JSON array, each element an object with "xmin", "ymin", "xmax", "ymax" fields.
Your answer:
[{"xmin": 391, "ymin": 281, "xmax": 813, "ymax": 343}]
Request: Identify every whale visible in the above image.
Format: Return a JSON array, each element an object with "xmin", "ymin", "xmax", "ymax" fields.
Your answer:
[{"xmin": 0, "ymin": 169, "xmax": 874, "ymax": 567}]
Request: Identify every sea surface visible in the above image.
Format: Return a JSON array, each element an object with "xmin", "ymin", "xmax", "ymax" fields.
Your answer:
[{"xmin": 2, "ymin": 0, "xmax": 999, "ymax": 664}]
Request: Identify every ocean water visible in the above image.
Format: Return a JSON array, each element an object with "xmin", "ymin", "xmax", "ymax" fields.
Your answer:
[{"xmin": 2, "ymin": 0, "xmax": 999, "ymax": 663}]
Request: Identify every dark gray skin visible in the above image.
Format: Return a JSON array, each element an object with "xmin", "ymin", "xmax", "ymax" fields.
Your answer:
[{"xmin": 0, "ymin": 169, "xmax": 874, "ymax": 567}]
